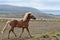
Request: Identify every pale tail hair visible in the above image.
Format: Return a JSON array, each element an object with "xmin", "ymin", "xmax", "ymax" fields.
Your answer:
[{"xmin": 1, "ymin": 21, "xmax": 10, "ymax": 34}]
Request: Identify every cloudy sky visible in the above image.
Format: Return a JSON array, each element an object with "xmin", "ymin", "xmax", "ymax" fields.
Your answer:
[
  {"xmin": 0, "ymin": 0, "xmax": 60, "ymax": 10},
  {"xmin": 0, "ymin": 0, "xmax": 60, "ymax": 15}
]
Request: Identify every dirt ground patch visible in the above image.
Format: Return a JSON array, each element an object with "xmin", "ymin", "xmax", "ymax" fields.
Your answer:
[{"xmin": 0, "ymin": 20, "xmax": 60, "ymax": 40}]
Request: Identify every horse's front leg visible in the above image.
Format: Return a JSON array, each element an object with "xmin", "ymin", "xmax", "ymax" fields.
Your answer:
[
  {"xmin": 26, "ymin": 27, "xmax": 32, "ymax": 37},
  {"xmin": 19, "ymin": 27, "xmax": 25, "ymax": 38}
]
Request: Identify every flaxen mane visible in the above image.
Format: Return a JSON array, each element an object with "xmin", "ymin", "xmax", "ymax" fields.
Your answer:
[{"xmin": 23, "ymin": 12, "xmax": 32, "ymax": 21}]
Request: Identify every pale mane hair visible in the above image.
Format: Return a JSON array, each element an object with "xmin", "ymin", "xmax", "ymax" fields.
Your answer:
[{"xmin": 23, "ymin": 12, "xmax": 32, "ymax": 21}]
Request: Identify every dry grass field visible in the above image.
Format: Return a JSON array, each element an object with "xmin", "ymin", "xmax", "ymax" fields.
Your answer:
[{"xmin": 0, "ymin": 19, "xmax": 60, "ymax": 40}]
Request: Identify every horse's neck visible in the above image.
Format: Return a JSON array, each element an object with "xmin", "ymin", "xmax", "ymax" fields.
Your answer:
[
  {"xmin": 23, "ymin": 18, "xmax": 30, "ymax": 22},
  {"xmin": 23, "ymin": 15, "xmax": 30, "ymax": 22}
]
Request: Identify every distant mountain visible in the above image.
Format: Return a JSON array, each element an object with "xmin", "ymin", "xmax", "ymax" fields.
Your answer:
[
  {"xmin": 41, "ymin": 10, "xmax": 60, "ymax": 15},
  {"xmin": 0, "ymin": 5, "xmax": 59, "ymax": 19}
]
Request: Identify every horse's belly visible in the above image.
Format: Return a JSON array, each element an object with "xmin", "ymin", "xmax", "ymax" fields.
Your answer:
[
  {"xmin": 16, "ymin": 23, "xmax": 27, "ymax": 28},
  {"xmin": 16, "ymin": 21, "xmax": 28, "ymax": 28},
  {"xmin": 16, "ymin": 24, "xmax": 22, "ymax": 28}
]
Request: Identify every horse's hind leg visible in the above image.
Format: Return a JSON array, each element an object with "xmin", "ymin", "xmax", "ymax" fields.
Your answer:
[
  {"xmin": 8, "ymin": 27, "xmax": 12, "ymax": 39},
  {"xmin": 11, "ymin": 27, "xmax": 17, "ymax": 37},
  {"xmin": 8, "ymin": 27, "xmax": 16, "ymax": 39}
]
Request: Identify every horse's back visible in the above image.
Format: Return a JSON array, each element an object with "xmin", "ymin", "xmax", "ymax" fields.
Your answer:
[
  {"xmin": 9, "ymin": 19, "xmax": 28, "ymax": 28},
  {"xmin": 9, "ymin": 20, "xmax": 18, "ymax": 27}
]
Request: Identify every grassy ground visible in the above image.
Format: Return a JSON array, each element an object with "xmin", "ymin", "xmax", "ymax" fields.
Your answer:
[{"xmin": 0, "ymin": 19, "xmax": 60, "ymax": 40}]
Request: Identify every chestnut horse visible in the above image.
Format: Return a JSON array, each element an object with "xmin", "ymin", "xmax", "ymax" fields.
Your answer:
[{"xmin": 1, "ymin": 12, "xmax": 36, "ymax": 39}]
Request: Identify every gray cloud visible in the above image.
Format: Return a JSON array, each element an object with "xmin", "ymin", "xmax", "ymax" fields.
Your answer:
[{"xmin": 0, "ymin": 0, "xmax": 60, "ymax": 10}]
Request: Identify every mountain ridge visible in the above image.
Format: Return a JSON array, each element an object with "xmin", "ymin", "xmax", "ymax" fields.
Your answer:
[{"xmin": 0, "ymin": 5, "xmax": 59, "ymax": 19}]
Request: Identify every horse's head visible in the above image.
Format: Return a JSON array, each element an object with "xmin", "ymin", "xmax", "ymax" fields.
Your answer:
[
  {"xmin": 23, "ymin": 12, "xmax": 36, "ymax": 21},
  {"xmin": 27, "ymin": 12, "xmax": 36, "ymax": 20}
]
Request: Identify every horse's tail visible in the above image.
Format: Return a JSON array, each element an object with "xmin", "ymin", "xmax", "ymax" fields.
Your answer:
[{"xmin": 1, "ymin": 21, "xmax": 10, "ymax": 34}]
